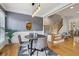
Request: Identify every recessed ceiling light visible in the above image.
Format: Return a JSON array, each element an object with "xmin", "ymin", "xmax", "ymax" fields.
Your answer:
[
  {"xmin": 70, "ymin": 7, "xmax": 74, "ymax": 9},
  {"xmin": 77, "ymin": 11, "xmax": 79, "ymax": 13}
]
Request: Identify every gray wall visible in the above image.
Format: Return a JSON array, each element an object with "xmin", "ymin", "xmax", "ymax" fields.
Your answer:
[{"xmin": 6, "ymin": 12, "xmax": 43, "ymax": 31}]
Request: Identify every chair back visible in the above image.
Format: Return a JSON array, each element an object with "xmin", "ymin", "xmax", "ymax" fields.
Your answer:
[
  {"xmin": 18, "ymin": 35, "xmax": 22, "ymax": 44},
  {"xmin": 29, "ymin": 33, "xmax": 34, "ymax": 38},
  {"xmin": 35, "ymin": 37, "xmax": 48, "ymax": 50}
]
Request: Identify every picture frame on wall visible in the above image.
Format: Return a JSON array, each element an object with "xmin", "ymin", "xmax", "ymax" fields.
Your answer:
[{"xmin": 26, "ymin": 22, "xmax": 32, "ymax": 30}]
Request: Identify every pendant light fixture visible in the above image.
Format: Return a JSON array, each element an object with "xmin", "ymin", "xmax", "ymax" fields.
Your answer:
[{"xmin": 32, "ymin": 3, "xmax": 41, "ymax": 17}]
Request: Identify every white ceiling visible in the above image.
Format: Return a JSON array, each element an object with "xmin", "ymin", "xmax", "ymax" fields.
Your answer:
[
  {"xmin": 57, "ymin": 4, "xmax": 79, "ymax": 18},
  {"xmin": 1, "ymin": 3, "xmax": 70, "ymax": 17}
]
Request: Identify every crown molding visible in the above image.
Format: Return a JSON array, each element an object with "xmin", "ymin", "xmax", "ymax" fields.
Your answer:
[{"xmin": 43, "ymin": 3, "xmax": 75, "ymax": 18}]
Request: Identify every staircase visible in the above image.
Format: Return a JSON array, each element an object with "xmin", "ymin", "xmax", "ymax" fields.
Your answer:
[
  {"xmin": 51, "ymin": 17, "xmax": 64, "ymax": 44},
  {"xmin": 58, "ymin": 19, "xmax": 63, "ymax": 32}
]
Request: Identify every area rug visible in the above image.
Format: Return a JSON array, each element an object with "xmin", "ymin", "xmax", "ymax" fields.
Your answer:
[{"xmin": 18, "ymin": 45, "xmax": 57, "ymax": 56}]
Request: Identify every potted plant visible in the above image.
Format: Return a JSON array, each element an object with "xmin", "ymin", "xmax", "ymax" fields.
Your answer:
[
  {"xmin": 0, "ymin": 27, "xmax": 15, "ymax": 44},
  {"xmin": 5, "ymin": 29, "xmax": 15, "ymax": 44}
]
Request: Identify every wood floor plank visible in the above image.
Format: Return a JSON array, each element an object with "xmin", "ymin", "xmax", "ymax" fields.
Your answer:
[
  {"xmin": 48, "ymin": 38, "xmax": 79, "ymax": 56},
  {"xmin": 0, "ymin": 43, "xmax": 20, "ymax": 56}
]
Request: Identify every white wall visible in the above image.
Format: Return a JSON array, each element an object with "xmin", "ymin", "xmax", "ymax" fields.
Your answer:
[
  {"xmin": 59, "ymin": 17, "xmax": 69, "ymax": 34},
  {"xmin": 69, "ymin": 16, "xmax": 79, "ymax": 30},
  {"xmin": 43, "ymin": 17, "xmax": 50, "ymax": 25},
  {"xmin": 59, "ymin": 14, "xmax": 79, "ymax": 34}
]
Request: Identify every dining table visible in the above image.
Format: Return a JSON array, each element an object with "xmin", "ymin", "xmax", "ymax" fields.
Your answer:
[{"xmin": 25, "ymin": 34, "xmax": 46, "ymax": 56}]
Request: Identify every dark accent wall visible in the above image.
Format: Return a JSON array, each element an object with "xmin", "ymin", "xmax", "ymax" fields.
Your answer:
[{"xmin": 6, "ymin": 11, "xmax": 43, "ymax": 31}]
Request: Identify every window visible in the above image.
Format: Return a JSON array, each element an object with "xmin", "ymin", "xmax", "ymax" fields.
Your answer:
[{"xmin": 0, "ymin": 9, "xmax": 5, "ymax": 47}]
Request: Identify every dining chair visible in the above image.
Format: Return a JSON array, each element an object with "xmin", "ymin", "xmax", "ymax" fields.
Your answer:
[
  {"xmin": 34, "ymin": 37, "xmax": 48, "ymax": 56},
  {"xmin": 25, "ymin": 33, "xmax": 38, "ymax": 56},
  {"xmin": 18, "ymin": 35, "xmax": 30, "ymax": 44},
  {"xmin": 18, "ymin": 35, "xmax": 30, "ymax": 56}
]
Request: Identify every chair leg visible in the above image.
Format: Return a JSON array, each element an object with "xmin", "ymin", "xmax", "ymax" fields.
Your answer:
[
  {"xmin": 37, "ymin": 51, "xmax": 38, "ymax": 56},
  {"xmin": 45, "ymin": 50, "xmax": 47, "ymax": 56},
  {"xmin": 27, "ymin": 45, "xmax": 29, "ymax": 53},
  {"xmin": 28, "ymin": 45, "xmax": 29, "ymax": 49}
]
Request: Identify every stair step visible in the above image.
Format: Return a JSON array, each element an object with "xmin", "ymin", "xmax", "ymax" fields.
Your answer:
[
  {"xmin": 54, "ymin": 38, "xmax": 62, "ymax": 41},
  {"xmin": 53, "ymin": 39, "xmax": 64, "ymax": 44}
]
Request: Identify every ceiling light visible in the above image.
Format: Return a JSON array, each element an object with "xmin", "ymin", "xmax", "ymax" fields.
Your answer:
[
  {"xmin": 70, "ymin": 6, "xmax": 74, "ymax": 9},
  {"xmin": 32, "ymin": 3, "xmax": 35, "ymax": 6},
  {"xmin": 77, "ymin": 11, "xmax": 79, "ymax": 13},
  {"xmin": 32, "ymin": 4, "xmax": 41, "ymax": 17}
]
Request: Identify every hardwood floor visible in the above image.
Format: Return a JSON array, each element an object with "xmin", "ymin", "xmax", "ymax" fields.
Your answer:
[
  {"xmin": 48, "ymin": 37, "xmax": 79, "ymax": 56},
  {"xmin": 0, "ymin": 43, "xmax": 19, "ymax": 56},
  {"xmin": 0, "ymin": 37, "xmax": 79, "ymax": 56}
]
